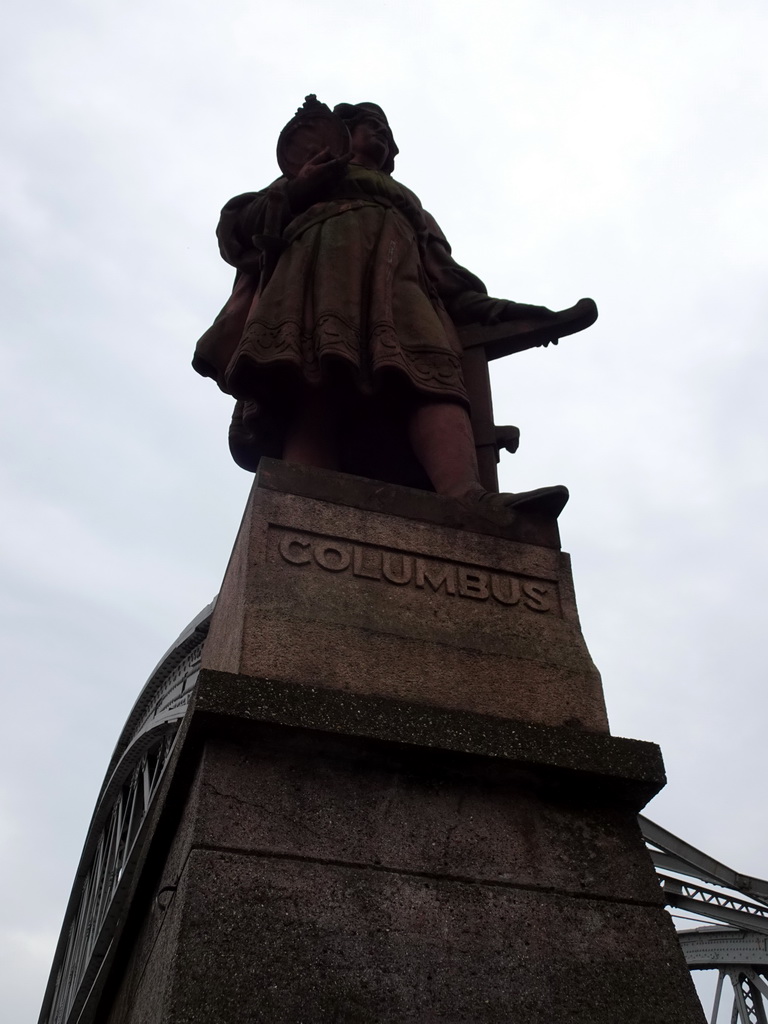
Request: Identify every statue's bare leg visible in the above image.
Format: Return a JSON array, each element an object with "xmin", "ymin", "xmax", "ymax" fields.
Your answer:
[
  {"xmin": 408, "ymin": 401, "xmax": 480, "ymax": 498},
  {"xmin": 282, "ymin": 387, "xmax": 341, "ymax": 470},
  {"xmin": 408, "ymin": 401, "xmax": 569, "ymax": 517}
]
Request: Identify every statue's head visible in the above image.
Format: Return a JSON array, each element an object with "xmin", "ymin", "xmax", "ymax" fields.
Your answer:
[{"xmin": 333, "ymin": 102, "xmax": 399, "ymax": 174}]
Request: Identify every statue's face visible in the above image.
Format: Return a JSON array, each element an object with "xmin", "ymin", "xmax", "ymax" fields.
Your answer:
[{"xmin": 349, "ymin": 114, "xmax": 390, "ymax": 170}]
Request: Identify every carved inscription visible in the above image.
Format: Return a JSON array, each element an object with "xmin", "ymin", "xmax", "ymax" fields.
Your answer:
[{"xmin": 277, "ymin": 532, "xmax": 555, "ymax": 614}]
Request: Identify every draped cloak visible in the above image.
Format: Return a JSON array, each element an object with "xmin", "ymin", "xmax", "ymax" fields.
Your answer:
[{"xmin": 193, "ymin": 164, "xmax": 513, "ymax": 474}]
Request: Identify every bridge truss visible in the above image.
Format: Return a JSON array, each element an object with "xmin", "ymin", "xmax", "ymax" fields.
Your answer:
[{"xmin": 641, "ymin": 816, "xmax": 768, "ymax": 1023}]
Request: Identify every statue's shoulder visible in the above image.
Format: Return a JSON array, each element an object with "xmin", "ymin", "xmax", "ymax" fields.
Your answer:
[
  {"xmin": 221, "ymin": 178, "xmax": 287, "ymax": 215},
  {"xmin": 387, "ymin": 173, "xmax": 423, "ymax": 208}
]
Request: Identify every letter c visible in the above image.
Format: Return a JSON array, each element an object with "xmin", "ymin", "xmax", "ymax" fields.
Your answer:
[{"xmin": 278, "ymin": 535, "xmax": 312, "ymax": 565}]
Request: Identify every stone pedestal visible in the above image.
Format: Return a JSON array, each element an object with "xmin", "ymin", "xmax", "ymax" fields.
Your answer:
[
  {"xmin": 202, "ymin": 460, "xmax": 608, "ymax": 732},
  {"xmin": 99, "ymin": 463, "xmax": 705, "ymax": 1023}
]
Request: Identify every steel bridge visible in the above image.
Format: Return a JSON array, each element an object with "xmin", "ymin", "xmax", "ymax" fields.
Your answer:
[
  {"xmin": 37, "ymin": 603, "xmax": 768, "ymax": 1024},
  {"xmin": 641, "ymin": 816, "xmax": 768, "ymax": 1023}
]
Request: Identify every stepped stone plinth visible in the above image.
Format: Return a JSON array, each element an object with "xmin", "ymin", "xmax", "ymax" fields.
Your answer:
[{"xmin": 100, "ymin": 461, "xmax": 704, "ymax": 1024}]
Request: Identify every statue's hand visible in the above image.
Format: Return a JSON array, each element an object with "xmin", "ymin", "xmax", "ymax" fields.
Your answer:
[
  {"xmin": 287, "ymin": 148, "xmax": 352, "ymax": 210},
  {"xmin": 296, "ymin": 147, "xmax": 352, "ymax": 184}
]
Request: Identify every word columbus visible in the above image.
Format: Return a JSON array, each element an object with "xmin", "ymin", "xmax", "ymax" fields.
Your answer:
[{"xmin": 276, "ymin": 532, "xmax": 554, "ymax": 613}]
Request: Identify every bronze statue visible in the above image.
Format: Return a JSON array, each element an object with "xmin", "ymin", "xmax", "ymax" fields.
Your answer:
[{"xmin": 194, "ymin": 96, "xmax": 597, "ymax": 517}]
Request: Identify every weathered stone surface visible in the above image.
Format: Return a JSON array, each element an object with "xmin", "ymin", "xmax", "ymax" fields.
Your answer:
[
  {"xmin": 159, "ymin": 847, "xmax": 702, "ymax": 1024},
  {"xmin": 190, "ymin": 729, "xmax": 665, "ymax": 903},
  {"xmin": 101, "ymin": 716, "xmax": 702, "ymax": 1024},
  {"xmin": 194, "ymin": 670, "xmax": 665, "ymax": 804},
  {"xmin": 202, "ymin": 462, "xmax": 608, "ymax": 732},
  {"xmin": 256, "ymin": 458, "xmax": 563, "ymax": 546},
  {"xmin": 104, "ymin": 879, "xmax": 183, "ymax": 1024}
]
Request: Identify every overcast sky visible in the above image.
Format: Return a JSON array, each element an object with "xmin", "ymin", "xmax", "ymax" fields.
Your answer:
[{"xmin": 2, "ymin": 1, "xmax": 767, "ymax": 1020}]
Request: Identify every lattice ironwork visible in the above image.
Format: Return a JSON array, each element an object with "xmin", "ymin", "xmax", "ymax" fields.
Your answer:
[
  {"xmin": 38, "ymin": 603, "xmax": 212, "ymax": 1024},
  {"xmin": 640, "ymin": 817, "xmax": 768, "ymax": 1023},
  {"xmin": 47, "ymin": 731, "xmax": 178, "ymax": 1024}
]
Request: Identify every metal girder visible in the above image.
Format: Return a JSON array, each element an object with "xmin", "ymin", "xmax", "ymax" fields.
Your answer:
[
  {"xmin": 640, "ymin": 816, "xmax": 768, "ymax": 903},
  {"xmin": 727, "ymin": 970, "xmax": 768, "ymax": 1024},
  {"xmin": 38, "ymin": 608, "xmax": 212, "ymax": 1024},
  {"xmin": 46, "ymin": 732, "xmax": 179, "ymax": 1024},
  {"xmin": 640, "ymin": 818, "xmax": 768, "ymax": 1023},
  {"xmin": 678, "ymin": 927, "xmax": 768, "ymax": 970},
  {"xmin": 659, "ymin": 876, "xmax": 768, "ymax": 937}
]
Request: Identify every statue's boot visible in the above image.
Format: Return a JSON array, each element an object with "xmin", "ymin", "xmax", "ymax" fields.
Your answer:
[
  {"xmin": 463, "ymin": 484, "xmax": 570, "ymax": 519},
  {"xmin": 465, "ymin": 298, "xmax": 599, "ymax": 352}
]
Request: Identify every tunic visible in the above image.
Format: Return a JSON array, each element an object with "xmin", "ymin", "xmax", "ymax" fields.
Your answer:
[{"xmin": 193, "ymin": 164, "xmax": 511, "ymax": 470}]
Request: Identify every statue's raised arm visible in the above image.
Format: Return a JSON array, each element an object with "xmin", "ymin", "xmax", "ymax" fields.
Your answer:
[{"xmin": 193, "ymin": 95, "xmax": 598, "ymax": 519}]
